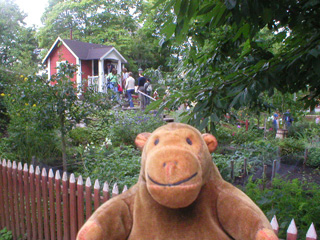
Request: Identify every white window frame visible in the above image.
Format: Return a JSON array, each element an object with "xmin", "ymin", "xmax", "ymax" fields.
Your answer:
[{"xmin": 56, "ymin": 60, "xmax": 66, "ymax": 73}]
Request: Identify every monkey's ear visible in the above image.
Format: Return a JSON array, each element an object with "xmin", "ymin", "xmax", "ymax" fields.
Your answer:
[
  {"xmin": 202, "ymin": 133, "xmax": 218, "ymax": 153},
  {"xmin": 135, "ymin": 132, "xmax": 151, "ymax": 151}
]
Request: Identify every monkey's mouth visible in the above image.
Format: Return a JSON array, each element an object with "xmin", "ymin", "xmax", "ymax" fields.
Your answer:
[{"xmin": 147, "ymin": 172, "xmax": 198, "ymax": 187}]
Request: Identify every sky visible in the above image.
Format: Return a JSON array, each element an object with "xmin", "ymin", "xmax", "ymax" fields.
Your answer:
[{"xmin": 15, "ymin": 0, "xmax": 48, "ymax": 27}]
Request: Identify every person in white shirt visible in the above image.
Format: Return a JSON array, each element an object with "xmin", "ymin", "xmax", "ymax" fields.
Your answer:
[
  {"xmin": 122, "ymin": 68, "xmax": 129, "ymax": 89},
  {"xmin": 125, "ymin": 72, "xmax": 135, "ymax": 108}
]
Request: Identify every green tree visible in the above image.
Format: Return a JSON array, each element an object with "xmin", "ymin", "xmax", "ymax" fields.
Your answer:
[
  {"xmin": 3, "ymin": 62, "xmax": 111, "ymax": 170},
  {"xmin": 38, "ymin": 0, "xmax": 142, "ymax": 49},
  {"xmin": 0, "ymin": 0, "xmax": 39, "ymax": 75},
  {"xmin": 153, "ymin": 0, "xmax": 320, "ymax": 131},
  {"xmin": 37, "ymin": 0, "xmax": 172, "ymax": 73}
]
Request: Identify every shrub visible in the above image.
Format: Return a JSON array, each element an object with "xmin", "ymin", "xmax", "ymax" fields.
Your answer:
[
  {"xmin": 0, "ymin": 228, "xmax": 13, "ymax": 240},
  {"xmin": 69, "ymin": 127, "xmax": 94, "ymax": 146},
  {"xmin": 243, "ymin": 178, "xmax": 320, "ymax": 239},
  {"xmin": 231, "ymin": 128, "xmax": 264, "ymax": 145},
  {"xmin": 107, "ymin": 110, "xmax": 166, "ymax": 146},
  {"xmin": 288, "ymin": 120, "xmax": 320, "ymax": 140},
  {"xmin": 212, "ymin": 153, "xmax": 231, "ymax": 180},
  {"xmin": 215, "ymin": 123, "xmax": 264, "ymax": 145},
  {"xmin": 215, "ymin": 123, "xmax": 234, "ymax": 144},
  {"xmin": 307, "ymin": 147, "xmax": 320, "ymax": 168},
  {"xmin": 1, "ymin": 125, "xmax": 61, "ymax": 165},
  {"xmin": 277, "ymin": 138, "xmax": 306, "ymax": 165},
  {"xmin": 77, "ymin": 145, "xmax": 141, "ymax": 191}
]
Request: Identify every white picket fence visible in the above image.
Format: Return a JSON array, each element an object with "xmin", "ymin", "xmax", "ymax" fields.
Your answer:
[{"xmin": 270, "ymin": 215, "xmax": 317, "ymax": 240}]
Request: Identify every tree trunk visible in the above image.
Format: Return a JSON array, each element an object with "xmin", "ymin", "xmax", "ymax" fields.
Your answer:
[{"xmin": 60, "ymin": 114, "xmax": 67, "ymax": 172}]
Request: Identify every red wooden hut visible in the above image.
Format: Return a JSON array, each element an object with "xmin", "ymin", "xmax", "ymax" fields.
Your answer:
[{"xmin": 42, "ymin": 37, "xmax": 127, "ymax": 92}]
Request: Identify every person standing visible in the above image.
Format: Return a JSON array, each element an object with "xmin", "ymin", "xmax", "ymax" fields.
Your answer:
[
  {"xmin": 144, "ymin": 78, "xmax": 152, "ymax": 106},
  {"xmin": 122, "ymin": 68, "xmax": 129, "ymax": 89},
  {"xmin": 272, "ymin": 113, "xmax": 279, "ymax": 135},
  {"xmin": 104, "ymin": 62, "xmax": 114, "ymax": 75},
  {"xmin": 125, "ymin": 72, "xmax": 135, "ymax": 108},
  {"xmin": 283, "ymin": 110, "xmax": 293, "ymax": 129},
  {"xmin": 137, "ymin": 72, "xmax": 146, "ymax": 110},
  {"xmin": 107, "ymin": 68, "xmax": 119, "ymax": 101}
]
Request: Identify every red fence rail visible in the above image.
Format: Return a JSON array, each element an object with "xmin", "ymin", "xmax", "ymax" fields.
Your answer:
[
  {"xmin": 0, "ymin": 159, "xmax": 122, "ymax": 240},
  {"xmin": 0, "ymin": 159, "xmax": 317, "ymax": 240}
]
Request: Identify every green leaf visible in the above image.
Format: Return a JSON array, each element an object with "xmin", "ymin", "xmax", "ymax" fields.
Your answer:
[
  {"xmin": 174, "ymin": 0, "xmax": 182, "ymax": 15},
  {"xmin": 162, "ymin": 22, "xmax": 176, "ymax": 39},
  {"xmin": 233, "ymin": 23, "xmax": 250, "ymax": 41},
  {"xmin": 188, "ymin": 0, "xmax": 198, "ymax": 19}
]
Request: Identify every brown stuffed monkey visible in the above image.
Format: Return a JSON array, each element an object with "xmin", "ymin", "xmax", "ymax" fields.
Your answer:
[{"xmin": 77, "ymin": 123, "xmax": 278, "ymax": 240}]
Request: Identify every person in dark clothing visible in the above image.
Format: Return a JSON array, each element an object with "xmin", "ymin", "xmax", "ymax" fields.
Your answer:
[
  {"xmin": 283, "ymin": 110, "xmax": 293, "ymax": 129},
  {"xmin": 104, "ymin": 61, "xmax": 115, "ymax": 75},
  {"xmin": 137, "ymin": 73, "xmax": 147, "ymax": 110}
]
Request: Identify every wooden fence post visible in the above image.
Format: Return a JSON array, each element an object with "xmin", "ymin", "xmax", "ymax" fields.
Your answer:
[
  {"xmin": 0, "ymin": 159, "xmax": 4, "ymax": 230},
  {"xmin": 2, "ymin": 160, "xmax": 10, "ymax": 230},
  {"xmin": 48, "ymin": 169, "xmax": 56, "ymax": 240},
  {"xmin": 23, "ymin": 163, "xmax": 32, "ymax": 240},
  {"xmin": 35, "ymin": 166, "xmax": 43, "ymax": 240},
  {"xmin": 77, "ymin": 175, "xmax": 84, "ymax": 231},
  {"xmin": 7, "ymin": 160, "xmax": 16, "ymax": 239},
  {"xmin": 55, "ymin": 171, "xmax": 62, "ymax": 240},
  {"xmin": 243, "ymin": 158, "xmax": 247, "ymax": 178},
  {"xmin": 103, "ymin": 182, "xmax": 109, "ymax": 203},
  {"xmin": 271, "ymin": 160, "xmax": 277, "ymax": 180},
  {"xmin": 13, "ymin": 161, "xmax": 20, "ymax": 238},
  {"xmin": 17, "ymin": 163, "xmax": 25, "ymax": 237},
  {"xmin": 112, "ymin": 183, "xmax": 119, "ymax": 198},
  {"xmin": 270, "ymin": 215, "xmax": 279, "ymax": 236},
  {"xmin": 85, "ymin": 177, "xmax": 92, "ymax": 220},
  {"xmin": 94, "ymin": 179, "xmax": 100, "ymax": 211},
  {"xmin": 69, "ymin": 174, "xmax": 77, "ymax": 240},
  {"xmin": 29, "ymin": 165, "xmax": 37, "ymax": 240},
  {"xmin": 263, "ymin": 164, "xmax": 267, "ymax": 181},
  {"xmin": 62, "ymin": 172, "xmax": 70, "ymax": 240},
  {"xmin": 41, "ymin": 168, "xmax": 50, "ymax": 240},
  {"xmin": 306, "ymin": 223, "xmax": 317, "ymax": 240},
  {"xmin": 287, "ymin": 219, "xmax": 297, "ymax": 240}
]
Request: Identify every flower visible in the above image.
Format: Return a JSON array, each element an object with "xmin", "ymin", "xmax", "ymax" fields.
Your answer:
[
  {"xmin": 0, "ymin": 93, "xmax": 5, "ymax": 96},
  {"xmin": 25, "ymin": 103, "xmax": 29, "ymax": 106},
  {"xmin": 32, "ymin": 104, "xmax": 36, "ymax": 107},
  {"xmin": 20, "ymin": 75, "xmax": 24, "ymax": 78},
  {"xmin": 105, "ymin": 137, "xmax": 112, "ymax": 145}
]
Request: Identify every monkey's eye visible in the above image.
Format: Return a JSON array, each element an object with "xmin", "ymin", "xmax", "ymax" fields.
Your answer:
[
  {"xmin": 186, "ymin": 138, "xmax": 192, "ymax": 145},
  {"xmin": 154, "ymin": 139, "xmax": 159, "ymax": 145}
]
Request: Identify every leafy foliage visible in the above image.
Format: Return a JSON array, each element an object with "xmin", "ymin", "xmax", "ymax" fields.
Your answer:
[
  {"xmin": 0, "ymin": 228, "xmax": 13, "ymax": 240},
  {"xmin": 244, "ymin": 178, "xmax": 320, "ymax": 239},
  {"xmin": 306, "ymin": 147, "xmax": 320, "ymax": 168},
  {"xmin": 77, "ymin": 145, "xmax": 141, "ymax": 191},
  {"xmin": 154, "ymin": 0, "xmax": 320, "ymax": 131},
  {"xmin": 0, "ymin": 0, "xmax": 39, "ymax": 75},
  {"xmin": 1, "ymin": 62, "xmax": 110, "ymax": 169},
  {"xmin": 37, "ymin": 0, "xmax": 171, "ymax": 73},
  {"xmin": 107, "ymin": 110, "xmax": 166, "ymax": 146}
]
